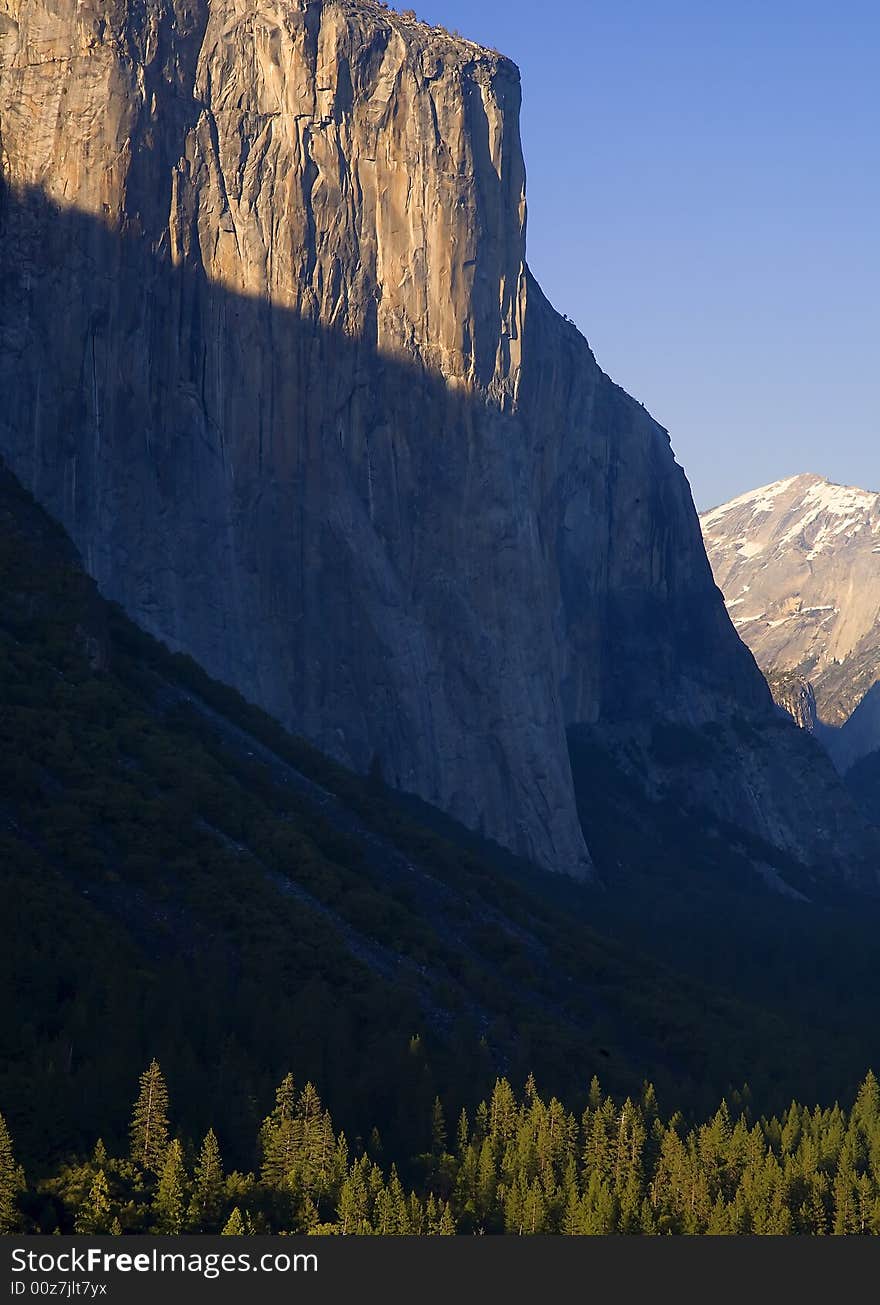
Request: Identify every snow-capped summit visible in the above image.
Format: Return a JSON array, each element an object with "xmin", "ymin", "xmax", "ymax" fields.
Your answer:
[{"xmin": 700, "ymin": 473, "xmax": 880, "ymax": 743}]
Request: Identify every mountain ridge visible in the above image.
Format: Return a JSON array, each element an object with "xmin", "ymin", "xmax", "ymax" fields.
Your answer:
[{"xmin": 701, "ymin": 472, "xmax": 880, "ymax": 744}]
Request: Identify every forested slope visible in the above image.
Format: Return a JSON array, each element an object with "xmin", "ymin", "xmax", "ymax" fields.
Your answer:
[{"xmin": 1, "ymin": 456, "xmax": 879, "ymax": 1188}]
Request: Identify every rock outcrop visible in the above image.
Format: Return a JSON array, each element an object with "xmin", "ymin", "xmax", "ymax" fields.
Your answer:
[
  {"xmin": 765, "ymin": 673, "xmax": 820, "ymax": 734},
  {"xmin": 0, "ymin": 0, "xmax": 866, "ymax": 877}
]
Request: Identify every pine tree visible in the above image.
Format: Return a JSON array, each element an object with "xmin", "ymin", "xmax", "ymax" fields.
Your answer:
[
  {"xmin": 438, "ymin": 1201, "xmax": 456, "ymax": 1234},
  {"xmin": 259, "ymin": 1073, "xmax": 296, "ymax": 1141},
  {"xmin": 523, "ymin": 1177, "xmax": 547, "ymax": 1234},
  {"xmin": 855, "ymin": 1172, "xmax": 874, "ymax": 1234},
  {"xmin": 260, "ymin": 1074, "xmax": 298, "ymax": 1190},
  {"xmin": 503, "ymin": 1176, "xmax": 525, "ymax": 1235},
  {"xmin": 583, "ymin": 1100, "xmax": 616, "ymax": 1187},
  {"xmin": 488, "ymin": 1079, "xmax": 517, "ymax": 1144},
  {"xmin": 431, "ymin": 1097, "xmax": 447, "ymax": 1155},
  {"xmin": 75, "ymin": 1170, "xmax": 113, "ymax": 1234},
  {"xmin": 639, "ymin": 1196, "xmax": 658, "ymax": 1234},
  {"xmin": 152, "ymin": 1140, "xmax": 187, "ymax": 1234},
  {"xmin": 293, "ymin": 1084, "xmax": 337, "ymax": 1202},
  {"xmin": 293, "ymin": 1194, "xmax": 317, "ymax": 1233},
  {"xmin": 705, "ymin": 1196, "xmax": 732, "ymax": 1234},
  {"xmin": 337, "ymin": 1161, "xmax": 371, "ymax": 1235},
  {"xmin": 804, "ymin": 1172, "xmax": 830, "ymax": 1235},
  {"xmin": 129, "ymin": 1060, "xmax": 170, "ymax": 1174},
  {"xmin": 854, "ymin": 1072, "xmax": 880, "ymax": 1135},
  {"xmin": 222, "ymin": 1206, "xmax": 251, "ymax": 1235},
  {"xmin": 641, "ymin": 1082, "xmax": 659, "ymax": 1122},
  {"xmin": 389, "ymin": 1168, "xmax": 412, "ymax": 1234},
  {"xmin": 581, "ymin": 1169, "xmax": 618, "ymax": 1234},
  {"xmin": 562, "ymin": 1185, "xmax": 584, "ymax": 1235},
  {"xmin": 188, "ymin": 1129, "xmax": 224, "ymax": 1232},
  {"xmin": 373, "ymin": 1180, "xmax": 397, "ymax": 1235},
  {"xmin": 456, "ymin": 1109, "xmax": 470, "ymax": 1158},
  {"xmin": 476, "ymin": 1139, "xmax": 497, "ymax": 1224},
  {"xmin": 833, "ymin": 1151, "xmax": 860, "ymax": 1235},
  {"xmin": 0, "ymin": 1113, "xmax": 24, "ymax": 1233}
]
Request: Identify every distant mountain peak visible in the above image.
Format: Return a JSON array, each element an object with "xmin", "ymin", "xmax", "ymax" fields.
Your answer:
[
  {"xmin": 702, "ymin": 473, "xmax": 878, "ymax": 531},
  {"xmin": 702, "ymin": 473, "xmax": 880, "ymax": 569},
  {"xmin": 701, "ymin": 474, "xmax": 880, "ymax": 738}
]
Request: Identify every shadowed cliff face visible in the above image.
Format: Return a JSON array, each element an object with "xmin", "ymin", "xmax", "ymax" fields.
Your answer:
[{"xmin": 0, "ymin": 0, "xmax": 811, "ymax": 878}]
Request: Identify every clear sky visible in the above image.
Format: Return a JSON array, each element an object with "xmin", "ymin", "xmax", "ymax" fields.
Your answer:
[{"xmin": 417, "ymin": 0, "xmax": 879, "ymax": 509}]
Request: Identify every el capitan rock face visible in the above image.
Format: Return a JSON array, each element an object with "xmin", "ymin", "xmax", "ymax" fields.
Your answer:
[{"xmin": 0, "ymin": 0, "xmax": 864, "ymax": 877}]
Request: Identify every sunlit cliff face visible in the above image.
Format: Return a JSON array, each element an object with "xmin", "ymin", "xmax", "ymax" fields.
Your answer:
[{"xmin": 3, "ymin": 0, "xmax": 837, "ymax": 878}]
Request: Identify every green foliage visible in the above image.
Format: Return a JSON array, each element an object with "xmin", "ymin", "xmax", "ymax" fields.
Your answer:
[
  {"xmin": 0, "ymin": 1112, "xmax": 24, "ymax": 1232},
  {"xmin": 221, "ymin": 1206, "xmax": 250, "ymax": 1235},
  {"xmin": 13, "ymin": 1064, "xmax": 880, "ymax": 1234},
  {"xmin": 74, "ymin": 1170, "xmax": 113, "ymax": 1235},
  {"xmin": 130, "ymin": 1062, "xmax": 170, "ymax": 1174},
  {"xmin": 152, "ymin": 1140, "xmax": 187, "ymax": 1233},
  {"xmin": 188, "ymin": 1130, "xmax": 224, "ymax": 1232}
]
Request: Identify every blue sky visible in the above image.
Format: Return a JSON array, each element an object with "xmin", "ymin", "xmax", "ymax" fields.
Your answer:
[{"xmin": 417, "ymin": 0, "xmax": 879, "ymax": 509}]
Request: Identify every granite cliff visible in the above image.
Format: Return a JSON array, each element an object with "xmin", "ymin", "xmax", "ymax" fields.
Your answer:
[{"xmin": 0, "ymin": 0, "xmax": 869, "ymax": 877}]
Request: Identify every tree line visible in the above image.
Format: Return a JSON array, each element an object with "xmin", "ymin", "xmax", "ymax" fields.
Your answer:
[{"xmin": 5, "ymin": 1062, "xmax": 880, "ymax": 1234}]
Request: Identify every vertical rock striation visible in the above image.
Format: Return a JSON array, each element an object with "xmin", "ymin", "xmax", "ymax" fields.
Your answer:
[{"xmin": 0, "ymin": 0, "xmax": 846, "ymax": 877}]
